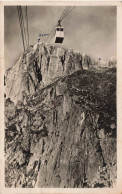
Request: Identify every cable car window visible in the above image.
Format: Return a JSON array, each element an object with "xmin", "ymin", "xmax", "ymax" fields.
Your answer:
[
  {"xmin": 57, "ymin": 28, "xmax": 60, "ymax": 31},
  {"xmin": 61, "ymin": 28, "xmax": 63, "ymax": 31}
]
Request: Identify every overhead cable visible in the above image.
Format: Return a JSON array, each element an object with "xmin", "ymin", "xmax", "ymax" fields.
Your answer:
[
  {"xmin": 25, "ymin": 6, "xmax": 29, "ymax": 48},
  {"xmin": 19, "ymin": 6, "xmax": 28, "ymax": 49},
  {"xmin": 17, "ymin": 6, "xmax": 26, "ymax": 52}
]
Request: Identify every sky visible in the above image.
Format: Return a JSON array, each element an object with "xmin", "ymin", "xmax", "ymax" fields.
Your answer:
[{"xmin": 4, "ymin": 6, "xmax": 116, "ymax": 70}]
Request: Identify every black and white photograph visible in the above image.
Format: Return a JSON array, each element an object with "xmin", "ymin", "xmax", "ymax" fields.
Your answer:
[{"xmin": 3, "ymin": 2, "xmax": 118, "ymax": 190}]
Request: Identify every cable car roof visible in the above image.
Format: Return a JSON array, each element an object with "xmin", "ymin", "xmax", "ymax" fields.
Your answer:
[{"xmin": 56, "ymin": 27, "xmax": 64, "ymax": 29}]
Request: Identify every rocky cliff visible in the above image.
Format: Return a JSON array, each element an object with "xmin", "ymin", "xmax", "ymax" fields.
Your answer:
[
  {"xmin": 5, "ymin": 43, "xmax": 93, "ymax": 103},
  {"xmin": 5, "ymin": 43, "xmax": 116, "ymax": 188}
]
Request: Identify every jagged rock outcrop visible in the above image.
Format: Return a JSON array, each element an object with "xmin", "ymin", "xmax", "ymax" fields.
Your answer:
[
  {"xmin": 5, "ymin": 43, "xmax": 93, "ymax": 103},
  {"xmin": 5, "ymin": 44, "xmax": 116, "ymax": 189},
  {"xmin": 108, "ymin": 56, "xmax": 117, "ymax": 67}
]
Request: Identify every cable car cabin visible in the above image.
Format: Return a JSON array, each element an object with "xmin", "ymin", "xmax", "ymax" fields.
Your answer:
[{"xmin": 54, "ymin": 27, "xmax": 64, "ymax": 43}]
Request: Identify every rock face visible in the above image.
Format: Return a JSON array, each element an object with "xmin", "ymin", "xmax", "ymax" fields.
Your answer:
[
  {"xmin": 5, "ymin": 44, "xmax": 116, "ymax": 188},
  {"xmin": 5, "ymin": 43, "xmax": 93, "ymax": 103}
]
